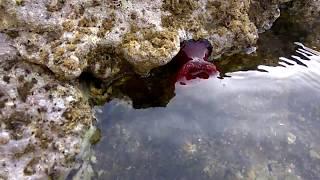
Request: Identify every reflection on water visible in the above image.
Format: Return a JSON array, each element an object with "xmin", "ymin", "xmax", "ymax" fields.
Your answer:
[{"xmin": 92, "ymin": 44, "xmax": 320, "ymax": 180}]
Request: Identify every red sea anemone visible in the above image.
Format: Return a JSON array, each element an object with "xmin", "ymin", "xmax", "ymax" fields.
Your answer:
[{"xmin": 174, "ymin": 39, "xmax": 218, "ymax": 85}]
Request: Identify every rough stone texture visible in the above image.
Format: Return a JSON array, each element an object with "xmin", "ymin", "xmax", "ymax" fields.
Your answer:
[
  {"xmin": 1, "ymin": 0, "xmax": 319, "ymax": 179},
  {"xmin": 0, "ymin": 33, "xmax": 17, "ymax": 64},
  {"xmin": 121, "ymin": 28, "xmax": 180, "ymax": 74},
  {"xmin": 0, "ymin": 34, "xmax": 93, "ymax": 179},
  {"xmin": 0, "ymin": 0, "xmax": 292, "ymax": 78},
  {"xmin": 289, "ymin": 0, "xmax": 320, "ymax": 23},
  {"xmin": 249, "ymin": 0, "xmax": 292, "ymax": 33},
  {"xmin": 286, "ymin": 0, "xmax": 320, "ymax": 50}
]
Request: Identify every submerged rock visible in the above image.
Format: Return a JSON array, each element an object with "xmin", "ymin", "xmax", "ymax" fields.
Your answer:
[
  {"xmin": 249, "ymin": 0, "xmax": 292, "ymax": 33},
  {"xmin": 1, "ymin": 0, "xmax": 320, "ymax": 179},
  {"xmin": 0, "ymin": 0, "xmax": 293, "ymax": 79},
  {"xmin": 285, "ymin": 0, "xmax": 320, "ymax": 49}
]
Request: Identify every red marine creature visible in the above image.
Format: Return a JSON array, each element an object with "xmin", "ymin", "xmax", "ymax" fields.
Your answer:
[{"xmin": 173, "ymin": 39, "xmax": 218, "ymax": 85}]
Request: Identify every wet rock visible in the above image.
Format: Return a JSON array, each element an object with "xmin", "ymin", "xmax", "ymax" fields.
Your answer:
[
  {"xmin": 246, "ymin": 163, "xmax": 301, "ymax": 180},
  {"xmin": 284, "ymin": 0, "xmax": 320, "ymax": 49},
  {"xmin": 287, "ymin": 132, "xmax": 296, "ymax": 144},
  {"xmin": 0, "ymin": 60, "xmax": 93, "ymax": 179},
  {"xmin": 310, "ymin": 149, "xmax": 320, "ymax": 160},
  {"xmin": 249, "ymin": 0, "xmax": 292, "ymax": 33},
  {"xmin": 0, "ymin": 0, "xmax": 295, "ymax": 79}
]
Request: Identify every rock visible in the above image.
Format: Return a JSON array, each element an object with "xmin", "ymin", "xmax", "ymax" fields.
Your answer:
[
  {"xmin": 287, "ymin": 132, "xmax": 296, "ymax": 144},
  {"xmin": 0, "ymin": 59, "xmax": 93, "ymax": 179},
  {"xmin": 162, "ymin": 0, "xmax": 258, "ymax": 57},
  {"xmin": 285, "ymin": 0, "xmax": 320, "ymax": 49},
  {"xmin": 121, "ymin": 28, "xmax": 180, "ymax": 75},
  {"xmin": 246, "ymin": 162, "xmax": 301, "ymax": 180},
  {"xmin": 2, "ymin": 1, "xmax": 319, "ymax": 179},
  {"xmin": 85, "ymin": 44, "xmax": 129, "ymax": 80},
  {"xmin": 249, "ymin": 0, "xmax": 292, "ymax": 33},
  {"xmin": 0, "ymin": 33, "xmax": 17, "ymax": 65},
  {"xmin": 309, "ymin": 149, "xmax": 320, "ymax": 160},
  {"xmin": 0, "ymin": 0, "xmax": 295, "ymax": 79}
]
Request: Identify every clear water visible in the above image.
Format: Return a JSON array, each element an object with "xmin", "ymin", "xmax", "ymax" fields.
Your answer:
[
  {"xmin": 92, "ymin": 44, "xmax": 320, "ymax": 180},
  {"xmin": 89, "ymin": 12, "xmax": 320, "ymax": 180}
]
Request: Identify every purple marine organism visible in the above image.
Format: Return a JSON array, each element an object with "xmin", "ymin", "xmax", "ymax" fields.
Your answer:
[{"xmin": 172, "ymin": 39, "xmax": 218, "ymax": 85}]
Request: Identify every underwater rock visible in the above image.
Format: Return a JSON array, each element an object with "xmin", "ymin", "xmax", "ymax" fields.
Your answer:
[
  {"xmin": 249, "ymin": 0, "xmax": 293, "ymax": 33},
  {"xmin": 0, "ymin": 0, "xmax": 294, "ymax": 79},
  {"xmin": 3, "ymin": 1, "xmax": 320, "ymax": 179},
  {"xmin": 0, "ymin": 60, "xmax": 93, "ymax": 179},
  {"xmin": 285, "ymin": 0, "xmax": 320, "ymax": 49}
]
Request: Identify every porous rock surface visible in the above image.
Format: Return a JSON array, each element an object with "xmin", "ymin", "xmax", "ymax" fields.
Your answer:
[
  {"xmin": 287, "ymin": 0, "xmax": 320, "ymax": 49},
  {"xmin": 1, "ymin": 0, "xmax": 292, "ymax": 78},
  {"xmin": 0, "ymin": 33, "xmax": 93, "ymax": 179},
  {"xmin": 1, "ymin": 0, "xmax": 319, "ymax": 179}
]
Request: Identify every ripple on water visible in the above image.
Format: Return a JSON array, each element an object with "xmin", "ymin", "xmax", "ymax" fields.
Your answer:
[{"xmin": 91, "ymin": 44, "xmax": 320, "ymax": 180}]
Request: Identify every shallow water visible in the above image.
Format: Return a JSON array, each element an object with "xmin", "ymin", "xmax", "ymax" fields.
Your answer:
[
  {"xmin": 91, "ymin": 44, "xmax": 320, "ymax": 180},
  {"xmin": 87, "ymin": 10, "xmax": 320, "ymax": 179}
]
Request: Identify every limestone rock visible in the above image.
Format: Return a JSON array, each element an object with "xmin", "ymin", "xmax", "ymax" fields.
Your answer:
[
  {"xmin": 0, "ymin": 60, "xmax": 93, "ymax": 179},
  {"xmin": 249, "ymin": 0, "xmax": 292, "ymax": 33},
  {"xmin": 0, "ymin": 33, "xmax": 17, "ymax": 65},
  {"xmin": 0, "ymin": 0, "xmax": 294, "ymax": 79},
  {"xmin": 121, "ymin": 28, "xmax": 180, "ymax": 74},
  {"xmin": 286, "ymin": 0, "xmax": 320, "ymax": 49}
]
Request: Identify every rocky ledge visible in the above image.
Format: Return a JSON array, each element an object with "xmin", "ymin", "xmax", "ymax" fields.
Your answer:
[
  {"xmin": 0, "ymin": 0, "xmax": 319, "ymax": 179},
  {"xmin": 1, "ymin": 0, "xmax": 293, "ymax": 79}
]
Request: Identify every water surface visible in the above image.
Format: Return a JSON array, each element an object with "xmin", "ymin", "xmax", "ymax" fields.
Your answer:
[
  {"xmin": 90, "ymin": 10, "xmax": 320, "ymax": 179},
  {"xmin": 91, "ymin": 44, "xmax": 320, "ymax": 180}
]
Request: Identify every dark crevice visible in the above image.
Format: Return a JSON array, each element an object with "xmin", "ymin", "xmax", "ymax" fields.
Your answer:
[{"xmin": 81, "ymin": 2, "xmax": 314, "ymax": 109}]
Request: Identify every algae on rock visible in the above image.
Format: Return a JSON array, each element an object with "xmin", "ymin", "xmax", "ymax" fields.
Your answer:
[
  {"xmin": 0, "ymin": 0, "xmax": 295, "ymax": 79},
  {"xmin": 0, "ymin": 33, "xmax": 94, "ymax": 179},
  {"xmin": 2, "ymin": 0, "xmax": 320, "ymax": 179}
]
